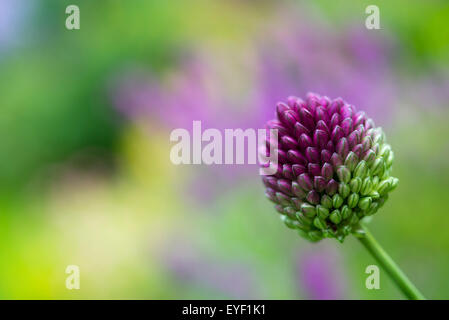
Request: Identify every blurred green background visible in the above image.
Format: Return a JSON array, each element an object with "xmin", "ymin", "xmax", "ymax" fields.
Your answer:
[{"xmin": 0, "ymin": 0, "xmax": 448, "ymax": 299}]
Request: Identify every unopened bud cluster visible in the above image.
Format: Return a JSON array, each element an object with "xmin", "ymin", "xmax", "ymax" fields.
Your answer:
[{"xmin": 262, "ymin": 93, "xmax": 398, "ymax": 242}]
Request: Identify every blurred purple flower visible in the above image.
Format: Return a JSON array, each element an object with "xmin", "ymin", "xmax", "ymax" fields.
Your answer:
[
  {"xmin": 112, "ymin": 7, "xmax": 401, "ymax": 136},
  {"xmin": 109, "ymin": 5, "xmax": 422, "ymax": 204},
  {"xmin": 296, "ymin": 245, "xmax": 347, "ymax": 299},
  {"xmin": 255, "ymin": 13, "xmax": 397, "ymax": 125},
  {"xmin": 0, "ymin": 0, "xmax": 30, "ymax": 52},
  {"xmin": 160, "ymin": 241, "xmax": 258, "ymax": 298}
]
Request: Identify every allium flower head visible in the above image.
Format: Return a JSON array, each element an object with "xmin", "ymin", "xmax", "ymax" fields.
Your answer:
[{"xmin": 262, "ymin": 93, "xmax": 398, "ymax": 242}]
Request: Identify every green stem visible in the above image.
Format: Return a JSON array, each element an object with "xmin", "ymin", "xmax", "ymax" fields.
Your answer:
[{"xmin": 356, "ymin": 223, "xmax": 425, "ymax": 300}]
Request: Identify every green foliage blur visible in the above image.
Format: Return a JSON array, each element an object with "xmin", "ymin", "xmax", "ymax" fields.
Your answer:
[{"xmin": 0, "ymin": 0, "xmax": 448, "ymax": 299}]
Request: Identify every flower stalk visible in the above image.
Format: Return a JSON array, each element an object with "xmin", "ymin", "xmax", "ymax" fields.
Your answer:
[
  {"xmin": 260, "ymin": 93, "xmax": 425, "ymax": 299},
  {"xmin": 355, "ymin": 223, "xmax": 425, "ymax": 300}
]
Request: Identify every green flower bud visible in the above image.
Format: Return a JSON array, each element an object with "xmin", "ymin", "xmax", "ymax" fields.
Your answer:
[
  {"xmin": 297, "ymin": 229, "xmax": 309, "ymax": 239},
  {"xmin": 361, "ymin": 177, "xmax": 373, "ymax": 195},
  {"xmin": 372, "ymin": 176, "xmax": 380, "ymax": 189},
  {"xmin": 332, "ymin": 194, "xmax": 343, "ymax": 208},
  {"xmin": 300, "ymin": 203, "xmax": 316, "ymax": 218},
  {"xmin": 292, "ymin": 181, "xmax": 307, "ymax": 199},
  {"xmin": 296, "ymin": 219, "xmax": 312, "ymax": 232},
  {"xmin": 389, "ymin": 177, "xmax": 399, "ymax": 191},
  {"xmin": 370, "ymin": 191, "xmax": 380, "ymax": 200},
  {"xmin": 386, "ymin": 152, "xmax": 394, "ymax": 168},
  {"xmin": 361, "ymin": 135, "xmax": 373, "ymax": 152},
  {"xmin": 371, "ymin": 157, "xmax": 384, "ymax": 176},
  {"xmin": 321, "ymin": 194, "xmax": 333, "ymax": 209},
  {"xmin": 316, "ymin": 205, "xmax": 330, "ymax": 220},
  {"xmin": 347, "ymin": 193, "xmax": 359, "ymax": 208},
  {"xmin": 377, "ymin": 179, "xmax": 391, "ymax": 195},
  {"xmin": 354, "ymin": 160, "xmax": 368, "ymax": 178},
  {"xmin": 284, "ymin": 206, "xmax": 297, "ymax": 219},
  {"xmin": 308, "ymin": 230, "xmax": 323, "ymax": 242},
  {"xmin": 281, "ymin": 215, "xmax": 298, "ymax": 229},
  {"xmin": 313, "ymin": 217, "xmax": 327, "ymax": 230},
  {"xmin": 321, "ymin": 229, "xmax": 333, "ymax": 238},
  {"xmin": 358, "ymin": 196, "xmax": 372, "ymax": 211},
  {"xmin": 296, "ymin": 211, "xmax": 313, "ymax": 226},
  {"xmin": 330, "ymin": 209, "xmax": 342, "ymax": 224},
  {"xmin": 380, "ymin": 144, "xmax": 391, "ymax": 159},
  {"xmin": 337, "ymin": 166, "xmax": 351, "ymax": 184},
  {"xmin": 378, "ymin": 195, "xmax": 388, "ymax": 208},
  {"xmin": 342, "ymin": 225, "xmax": 352, "ymax": 236},
  {"xmin": 366, "ymin": 201, "xmax": 379, "ymax": 216},
  {"xmin": 349, "ymin": 177, "xmax": 362, "ymax": 193},
  {"xmin": 276, "ymin": 192, "xmax": 291, "ymax": 206},
  {"xmin": 344, "ymin": 151, "xmax": 358, "ymax": 171},
  {"xmin": 349, "ymin": 214, "xmax": 359, "ymax": 225},
  {"xmin": 363, "ymin": 150, "xmax": 376, "ymax": 166},
  {"xmin": 380, "ymin": 163, "xmax": 388, "ymax": 179},
  {"xmin": 338, "ymin": 183, "xmax": 351, "ymax": 198},
  {"xmin": 372, "ymin": 128, "xmax": 385, "ymax": 144},
  {"xmin": 341, "ymin": 205, "xmax": 352, "ymax": 219},
  {"xmin": 371, "ymin": 142, "xmax": 380, "ymax": 155}
]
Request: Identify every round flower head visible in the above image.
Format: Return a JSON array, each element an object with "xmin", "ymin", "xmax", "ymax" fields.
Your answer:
[{"xmin": 262, "ymin": 93, "xmax": 398, "ymax": 242}]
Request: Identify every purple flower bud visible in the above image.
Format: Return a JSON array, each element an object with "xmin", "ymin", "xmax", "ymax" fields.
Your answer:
[
  {"xmin": 316, "ymin": 120, "xmax": 330, "ymax": 133},
  {"xmin": 282, "ymin": 164, "xmax": 294, "ymax": 180},
  {"xmin": 298, "ymin": 173, "xmax": 313, "ymax": 191},
  {"xmin": 363, "ymin": 149, "xmax": 376, "ymax": 166},
  {"xmin": 299, "ymin": 133, "xmax": 313, "ymax": 150},
  {"xmin": 280, "ymin": 110, "xmax": 299, "ymax": 128},
  {"xmin": 347, "ymin": 130, "xmax": 361, "ymax": 149},
  {"xmin": 314, "ymin": 176, "xmax": 327, "ymax": 193},
  {"xmin": 308, "ymin": 163, "xmax": 321, "ymax": 177},
  {"xmin": 292, "ymin": 164, "xmax": 307, "ymax": 177},
  {"xmin": 262, "ymin": 176, "xmax": 278, "ymax": 190},
  {"xmin": 266, "ymin": 120, "xmax": 289, "ymax": 137},
  {"xmin": 294, "ymin": 122, "xmax": 310, "ymax": 138},
  {"xmin": 361, "ymin": 136, "xmax": 373, "ymax": 152},
  {"xmin": 321, "ymin": 163, "xmax": 333, "ymax": 181},
  {"xmin": 281, "ymin": 135, "xmax": 299, "ymax": 149},
  {"xmin": 261, "ymin": 93, "xmax": 398, "ymax": 242},
  {"xmin": 278, "ymin": 179, "xmax": 293, "ymax": 195},
  {"xmin": 341, "ymin": 118, "xmax": 353, "ymax": 136},
  {"xmin": 365, "ymin": 118, "xmax": 375, "ymax": 130},
  {"xmin": 330, "ymin": 153, "xmax": 343, "ymax": 168},
  {"xmin": 287, "ymin": 96, "xmax": 300, "ymax": 108},
  {"xmin": 331, "ymin": 125, "xmax": 344, "ymax": 143},
  {"xmin": 299, "ymin": 108, "xmax": 315, "ymax": 130},
  {"xmin": 276, "ymin": 102, "xmax": 290, "ymax": 117},
  {"xmin": 321, "ymin": 149, "xmax": 332, "ymax": 163},
  {"xmin": 325, "ymin": 140, "xmax": 335, "ymax": 153},
  {"xmin": 336, "ymin": 137, "xmax": 349, "ymax": 158},
  {"xmin": 276, "ymin": 192, "xmax": 291, "ymax": 206},
  {"xmin": 287, "ymin": 150, "xmax": 307, "ymax": 166},
  {"xmin": 315, "ymin": 106, "xmax": 330, "ymax": 124},
  {"xmin": 265, "ymin": 188, "xmax": 277, "ymax": 203},
  {"xmin": 326, "ymin": 179, "xmax": 339, "ymax": 196},
  {"xmin": 306, "ymin": 147, "xmax": 320, "ymax": 164},
  {"xmin": 340, "ymin": 104, "xmax": 353, "ymax": 119},
  {"xmin": 329, "ymin": 98, "xmax": 343, "ymax": 115},
  {"xmin": 353, "ymin": 111, "xmax": 366, "ymax": 127},
  {"xmin": 352, "ymin": 144, "xmax": 363, "ymax": 159},
  {"xmin": 307, "ymin": 190, "xmax": 321, "ymax": 205},
  {"xmin": 292, "ymin": 181, "xmax": 307, "ymax": 199},
  {"xmin": 313, "ymin": 129, "xmax": 329, "ymax": 149},
  {"xmin": 291, "ymin": 197, "xmax": 304, "ymax": 210}
]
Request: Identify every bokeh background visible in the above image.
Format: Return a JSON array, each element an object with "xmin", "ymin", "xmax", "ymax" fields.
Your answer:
[{"xmin": 1, "ymin": 0, "xmax": 448, "ymax": 299}]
